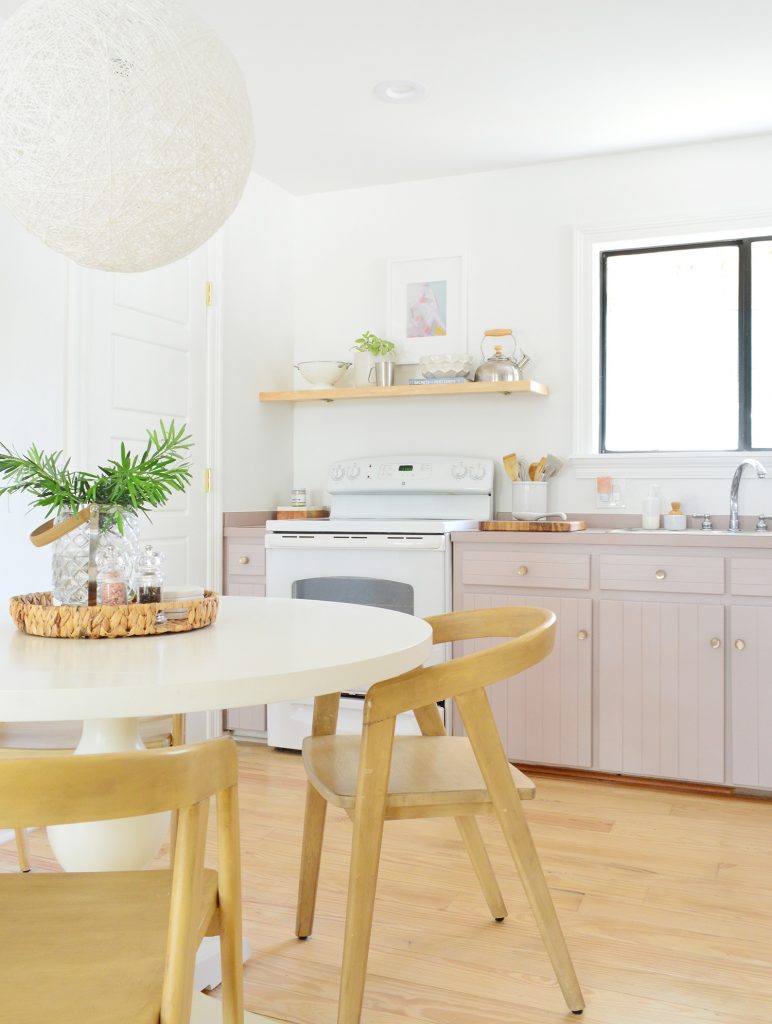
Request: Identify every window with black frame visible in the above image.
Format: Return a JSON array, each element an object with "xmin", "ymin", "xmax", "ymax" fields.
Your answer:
[{"xmin": 600, "ymin": 237, "xmax": 772, "ymax": 453}]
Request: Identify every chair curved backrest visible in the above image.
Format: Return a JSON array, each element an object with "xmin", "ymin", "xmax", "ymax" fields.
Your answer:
[
  {"xmin": 0, "ymin": 738, "xmax": 237, "ymax": 827},
  {"xmin": 363, "ymin": 606, "xmax": 556, "ymax": 726}
]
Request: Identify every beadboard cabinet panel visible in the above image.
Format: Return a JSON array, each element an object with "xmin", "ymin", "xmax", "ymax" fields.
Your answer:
[
  {"xmin": 598, "ymin": 600, "xmax": 724, "ymax": 784},
  {"xmin": 455, "ymin": 591, "xmax": 592, "ymax": 768},
  {"xmin": 729, "ymin": 605, "xmax": 772, "ymax": 788}
]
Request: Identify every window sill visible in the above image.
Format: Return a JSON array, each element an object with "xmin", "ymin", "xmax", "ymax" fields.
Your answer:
[{"xmin": 572, "ymin": 451, "xmax": 772, "ymax": 479}]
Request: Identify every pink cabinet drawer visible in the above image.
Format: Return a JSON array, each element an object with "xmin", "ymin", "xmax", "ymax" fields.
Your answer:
[
  {"xmin": 226, "ymin": 539, "xmax": 265, "ymax": 578},
  {"xmin": 599, "ymin": 554, "xmax": 724, "ymax": 595},
  {"xmin": 730, "ymin": 558, "xmax": 772, "ymax": 597},
  {"xmin": 460, "ymin": 548, "xmax": 590, "ymax": 590}
]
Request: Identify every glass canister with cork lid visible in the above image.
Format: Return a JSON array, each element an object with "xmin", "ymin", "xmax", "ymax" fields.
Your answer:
[{"xmin": 474, "ymin": 329, "xmax": 530, "ymax": 382}]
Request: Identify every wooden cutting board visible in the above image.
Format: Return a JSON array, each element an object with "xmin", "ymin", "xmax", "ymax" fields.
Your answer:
[
  {"xmin": 479, "ymin": 520, "xmax": 587, "ymax": 532},
  {"xmin": 274, "ymin": 507, "xmax": 330, "ymax": 520}
]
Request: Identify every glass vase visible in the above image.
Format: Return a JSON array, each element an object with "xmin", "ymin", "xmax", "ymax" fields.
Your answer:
[{"xmin": 51, "ymin": 507, "xmax": 140, "ymax": 606}]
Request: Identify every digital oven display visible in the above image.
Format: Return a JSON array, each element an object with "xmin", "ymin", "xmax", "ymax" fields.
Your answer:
[{"xmin": 398, "ymin": 465, "xmax": 413, "ymax": 472}]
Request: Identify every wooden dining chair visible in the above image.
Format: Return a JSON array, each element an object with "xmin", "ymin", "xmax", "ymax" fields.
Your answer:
[
  {"xmin": 0, "ymin": 737, "xmax": 243, "ymax": 1024},
  {"xmin": 2, "ymin": 713, "xmax": 185, "ymax": 871},
  {"xmin": 296, "ymin": 606, "xmax": 585, "ymax": 1023}
]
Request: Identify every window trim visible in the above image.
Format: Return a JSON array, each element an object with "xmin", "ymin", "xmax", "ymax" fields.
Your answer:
[{"xmin": 573, "ymin": 213, "xmax": 772, "ymax": 478}]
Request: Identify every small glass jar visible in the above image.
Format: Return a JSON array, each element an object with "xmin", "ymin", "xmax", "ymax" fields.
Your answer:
[
  {"xmin": 96, "ymin": 544, "xmax": 130, "ymax": 606},
  {"xmin": 134, "ymin": 544, "xmax": 165, "ymax": 604}
]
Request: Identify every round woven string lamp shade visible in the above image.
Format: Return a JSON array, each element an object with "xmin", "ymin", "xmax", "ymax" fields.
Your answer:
[{"xmin": 0, "ymin": 0, "xmax": 254, "ymax": 272}]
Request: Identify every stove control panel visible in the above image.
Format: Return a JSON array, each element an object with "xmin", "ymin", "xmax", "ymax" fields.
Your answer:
[{"xmin": 327, "ymin": 455, "xmax": 494, "ymax": 494}]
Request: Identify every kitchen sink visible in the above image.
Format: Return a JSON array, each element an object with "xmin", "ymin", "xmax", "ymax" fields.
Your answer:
[{"xmin": 607, "ymin": 528, "xmax": 748, "ymax": 536}]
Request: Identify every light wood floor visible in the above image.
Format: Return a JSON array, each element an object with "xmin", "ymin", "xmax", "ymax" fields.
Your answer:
[{"xmin": 3, "ymin": 743, "xmax": 771, "ymax": 1024}]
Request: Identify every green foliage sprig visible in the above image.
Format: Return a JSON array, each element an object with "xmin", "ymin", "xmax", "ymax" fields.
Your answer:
[
  {"xmin": 0, "ymin": 420, "xmax": 193, "ymax": 521},
  {"xmin": 351, "ymin": 330, "xmax": 396, "ymax": 358}
]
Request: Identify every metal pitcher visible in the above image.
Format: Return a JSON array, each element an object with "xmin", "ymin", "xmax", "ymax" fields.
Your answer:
[{"xmin": 368, "ymin": 360, "xmax": 395, "ymax": 387}]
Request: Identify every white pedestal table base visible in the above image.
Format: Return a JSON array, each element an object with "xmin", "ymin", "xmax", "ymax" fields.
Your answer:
[{"xmin": 47, "ymin": 717, "xmax": 170, "ymax": 872}]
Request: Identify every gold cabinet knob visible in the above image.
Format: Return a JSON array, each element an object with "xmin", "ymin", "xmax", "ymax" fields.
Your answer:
[
  {"xmin": 517, "ymin": 565, "xmax": 528, "ymax": 576},
  {"xmin": 710, "ymin": 637, "xmax": 721, "ymax": 649},
  {"xmin": 577, "ymin": 630, "xmax": 588, "ymax": 641},
  {"xmin": 655, "ymin": 569, "xmax": 666, "ymax": 580},
  {"xmin": 239, "ymin": 555, "xmax": 250, "ymax": 565},
  {"xmin": 735, "ymin": 639, "xmax": 746, "ymax": 651}
]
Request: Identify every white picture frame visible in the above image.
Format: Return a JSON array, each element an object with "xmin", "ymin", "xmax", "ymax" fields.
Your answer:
[{"xmin": 387, "ymin": 254, "xmax": 468, "ymax": 363}]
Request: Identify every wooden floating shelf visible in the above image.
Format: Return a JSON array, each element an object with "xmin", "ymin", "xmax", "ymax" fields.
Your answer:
[{"xmin": 259, "ymin": 380, "xmax": 549, "ymax": 403}]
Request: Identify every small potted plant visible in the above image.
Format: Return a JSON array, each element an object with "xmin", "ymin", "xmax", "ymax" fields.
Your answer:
[
  {"xmin": 351, "ymin": 330, "xmax": 396, "ymax": 387},
  {"xmin": 0, "ymin": 420, "xmax": 192, "ymax": 605}
]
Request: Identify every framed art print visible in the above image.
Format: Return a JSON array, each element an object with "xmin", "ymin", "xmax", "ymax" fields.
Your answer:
[{"xmin": 387, "ymin": 254, "xmax": 468, "ymax": 363}]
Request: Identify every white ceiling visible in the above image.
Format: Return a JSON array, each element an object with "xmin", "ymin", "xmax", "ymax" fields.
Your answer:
[{"xmin": 3, "ymin": 0, "xmax": 772, "ymax": 194}]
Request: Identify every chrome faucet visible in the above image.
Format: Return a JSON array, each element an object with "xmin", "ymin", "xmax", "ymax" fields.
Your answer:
[{"xmin": 728, "ymin": 458, "xmax": 767, "ymax": 532}]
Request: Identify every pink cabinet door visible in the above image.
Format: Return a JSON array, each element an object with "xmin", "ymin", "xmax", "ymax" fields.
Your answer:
[
  {"xmin": 730, "ymin": 606, "xmax": 772, "ymax": 788},
  {"xmin": 598, "ymin": 600, "xmax": 724, "ymax": 783},
  {"xmin": 454, "ymin": 592, "xmax": 592, "ymax": 768}
]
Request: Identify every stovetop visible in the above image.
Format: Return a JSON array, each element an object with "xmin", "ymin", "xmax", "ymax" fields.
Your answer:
[{"xmin": 266, "ymin": 518, "xmax": 480, "ymax": 534}]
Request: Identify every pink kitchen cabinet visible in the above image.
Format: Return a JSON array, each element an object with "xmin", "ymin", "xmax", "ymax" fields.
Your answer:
[
  {"xmin": 454, "ymin": 590, "xmax": 593, "ymax": 769},
  {"xmin": 598, "ymin": 600, "xmax": 725, "ymax": 784},
  {"xmin": 729, "ymin": 605, "xmax": 772, "ymax": 789},
  {"xmin": 223, "ymin": 522, "xmax": 267, "ymax": 735}
]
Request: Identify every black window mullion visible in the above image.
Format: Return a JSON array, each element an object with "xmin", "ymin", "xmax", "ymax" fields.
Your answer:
[
  {"xmin": 739, "ymin": 240, "xmax": 752, "ymax": 450},
  {"xmin": 599, "ymin": 253, "xmax": 608, "ymax": 453}
]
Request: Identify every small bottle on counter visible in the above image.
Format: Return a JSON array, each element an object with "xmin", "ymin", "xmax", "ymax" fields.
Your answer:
[
  {"xmin": 663, "ymin": 501, "xmax": 687, "ymax": 531},
  {"xmin": 135, "ymin": 544, "xmax": 165, "ymax": 603},
  {"xmin": 641, "ymin": 485, "xmax": 661, "ymax": 529},
  {"xmin": 96, "ymin": 544, "xmax": 130, "ymax": 606}
]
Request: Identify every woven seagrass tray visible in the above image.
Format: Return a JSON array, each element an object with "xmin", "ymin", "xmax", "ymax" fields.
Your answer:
[{"xmin": 9, "ymin": 591, "xmax": 219, "ymax": 640}]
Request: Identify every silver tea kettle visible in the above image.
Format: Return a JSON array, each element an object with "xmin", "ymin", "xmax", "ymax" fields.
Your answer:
[{"xmin": 474, "ymin": 329, "xmax": 530, "ymax": 382}]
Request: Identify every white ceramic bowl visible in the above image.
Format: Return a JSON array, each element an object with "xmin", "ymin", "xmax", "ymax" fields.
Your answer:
[
  {"xmin": 418, "ymin": 353, "xmax": 474, "ymax": 379},
  {"xmin": 294, "ymin": 361, "xmax": 352, "ymax": 388}
]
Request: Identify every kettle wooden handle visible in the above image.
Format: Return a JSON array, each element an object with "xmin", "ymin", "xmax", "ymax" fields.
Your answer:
[
  {"xmin": 484, "ymin": 328, "xmax": 513, "ymax": 337},
  {"xmin": 30, "ymin": 506, "xmax": 92, "ymax": 548}
]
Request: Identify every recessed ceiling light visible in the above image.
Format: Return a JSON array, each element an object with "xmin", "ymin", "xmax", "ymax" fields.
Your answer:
[{"xmin": 373, "ymin": 80, "xmax": 426, "ymax": 103}]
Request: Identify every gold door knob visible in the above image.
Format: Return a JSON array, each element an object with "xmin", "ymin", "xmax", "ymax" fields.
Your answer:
[
  {"xmin": 577, "ymin": 630, "xmax": 588, "ymax": 641},
  {"xmin": 517, "ymin": 565, "xmax": 528, "ymax": 576},
  {"xmin": 710, "ymin": 637, "xmax": 721, "ymax": 649},
  {"xmin": 239, "ymin": 555, "xmax": 250, "ymax": 565},
  {"xmin": 655, "ymin": 569, "xmax": 666, "ymax": 580},
  {"xmin": 735, "ymin": 639, "xmax": 746, "ymax": 651}
]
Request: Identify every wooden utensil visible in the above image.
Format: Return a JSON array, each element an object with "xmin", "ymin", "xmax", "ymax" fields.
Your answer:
[
  {"xmin": 502, "ymin": 453, "xmax": 519, "ymax": 482},
  {"xmin": 535, "ymin": 456, "xmax": 547, "ymax": 481}
]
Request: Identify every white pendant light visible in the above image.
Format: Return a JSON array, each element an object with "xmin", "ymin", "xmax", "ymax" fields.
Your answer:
[{"xmin": 0, "ymin": 0, "xmax": 254, "ymax": 272}]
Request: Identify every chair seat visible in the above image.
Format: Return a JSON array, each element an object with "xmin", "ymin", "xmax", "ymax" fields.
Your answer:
[
  {"xmin": 0, "ymin": 868, "xmax": 218, "ymax": 1024},
  {"xmin": 0, "ymin": 716, "xmax": 175, "ymax": 750},
  {"xmin": 303, "ymin": 734, "xmax": 535, "ymax": 811}
]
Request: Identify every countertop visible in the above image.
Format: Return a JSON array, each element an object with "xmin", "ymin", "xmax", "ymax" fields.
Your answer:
[{"xmin": 448, "ymin": 528, "xmax": 769, "ymax": 552}]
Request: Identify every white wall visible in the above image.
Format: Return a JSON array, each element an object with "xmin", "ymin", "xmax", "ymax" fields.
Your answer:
[
  {"xmin": 0, "ymin": 210, "xmax": 69, "ymax": 597},
  {"xmin": 291, "ymin": 133, "xmax": 772, "ymax": 518},
  {"xmin": 221, "ymin": 172, "xmax": 295, "ymax": 511}
]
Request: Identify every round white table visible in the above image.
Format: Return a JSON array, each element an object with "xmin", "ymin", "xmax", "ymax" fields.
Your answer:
[{"xmin": 0, "ymin": 597, "xmax": 433, "ymax": 869}]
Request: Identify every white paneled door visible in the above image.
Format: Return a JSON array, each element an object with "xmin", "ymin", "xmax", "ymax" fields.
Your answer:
[{"xmin": 69, "ymin": 247, "xmax": 214, "ymax": 588}]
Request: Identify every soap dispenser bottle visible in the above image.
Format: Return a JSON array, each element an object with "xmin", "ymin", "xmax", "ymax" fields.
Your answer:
[{"xmin": 641, "ymin": 485, "xmax": 661, "ymax": 529}]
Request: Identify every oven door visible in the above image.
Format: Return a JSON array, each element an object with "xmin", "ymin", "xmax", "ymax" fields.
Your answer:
[{"xmin": 264, "ymin": 532, "xmax": 449, "ymax": 748}]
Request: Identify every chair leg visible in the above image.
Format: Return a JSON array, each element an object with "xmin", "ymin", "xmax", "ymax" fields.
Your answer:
[
  {"xmin": 338, "ymin": 717, "xmax": 395, "ymax": 1024},
  {"xmin": 14, "ymin": 828, "xmax": 31, "ymax": 873},
  {"xmin": 456, "ymin": 689, "xmax": 585, "ymax": 1014},
  {"xmin": 296, "ymin": 782, "xmax": 329, "ymax": 939},
  {"xmin": 455, "ymin": 816, "xmax": 507, "ymax": 920}
]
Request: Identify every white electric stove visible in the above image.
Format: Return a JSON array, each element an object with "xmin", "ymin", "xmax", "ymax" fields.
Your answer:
[{"xmin": 264, "ymin": 455, "xmax": 493, "ymax": 749}]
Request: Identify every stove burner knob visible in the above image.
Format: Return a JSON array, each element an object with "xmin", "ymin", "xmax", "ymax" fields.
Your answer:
[
  {"xmin": 469, "ymin": 464, "xmax": 485, "ymax": 480},
  {"xmin": 331, "ymin": 465, "xmax": 345, "ymax": 482},
  {"xmin": 451, "ymin": 462, "xmax": 468, "ymax": 479},
  {"xmin": 347, "ymin": 464, "xmax": 361, "ymax": 479}
]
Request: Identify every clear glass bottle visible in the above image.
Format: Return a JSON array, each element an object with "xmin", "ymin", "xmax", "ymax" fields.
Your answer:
[
  {"xmin": 52, "ymin": 506, "xmax": 139, "ymax": 605},
  {"xmin": 96, "ymin": 544, "xmax": 130, "ymax": 606},
  {"xmin": 134, "ymin": 544, "xmax": 165, "ymax": 604}
]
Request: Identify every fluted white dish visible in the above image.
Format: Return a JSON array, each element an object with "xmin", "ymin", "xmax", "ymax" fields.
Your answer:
[{"xmin": 419, "ymin": 353, "xmax": 474, "ymax": 379}]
